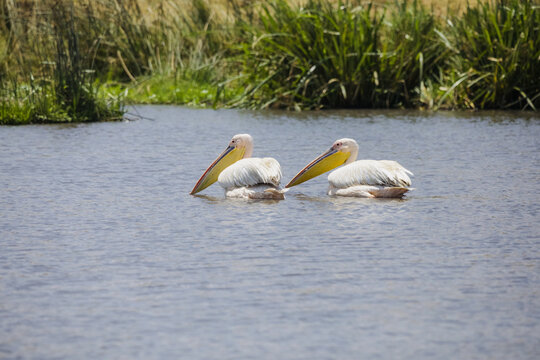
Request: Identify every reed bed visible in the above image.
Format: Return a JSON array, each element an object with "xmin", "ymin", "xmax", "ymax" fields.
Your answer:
[
  {"xmin": 444, "ymin": 0, "xmax": 540, "ymax": 110},
  {"xmin": 0, "ymin": 1, "xmax": 124, "ymax": 124},
  {"xmin": 234, "ymin": 0, "xmax": 539, "ymax": 110},
  {"xmin": 0, "ymin": 0, "xmax": 537, "ymax": 124}
]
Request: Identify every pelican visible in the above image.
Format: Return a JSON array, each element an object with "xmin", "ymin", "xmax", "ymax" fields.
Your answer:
[
  {"xmin": 285, "ymin": 138, "xmax": 413, "ymax": 198},
  {"xmin": 190, "ymin": 134, "xmax": 285, "ymax": 199}
]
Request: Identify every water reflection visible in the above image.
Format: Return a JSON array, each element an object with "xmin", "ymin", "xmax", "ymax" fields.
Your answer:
[
  {"xmin": 293, "ymin": 193, "xmax": 409, "ymax": 204},
  {"xmin": 191, "ymin": 194, "xmax": 223, "ymax": 202},
  {"xmin": 193, "ymin": 193, "xmax": 283, "ymax": 205}
]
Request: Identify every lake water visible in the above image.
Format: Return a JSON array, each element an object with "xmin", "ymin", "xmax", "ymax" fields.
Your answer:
[{"xmin": 1, "ymin": 106, "xmax": 539, "ymax": 359}]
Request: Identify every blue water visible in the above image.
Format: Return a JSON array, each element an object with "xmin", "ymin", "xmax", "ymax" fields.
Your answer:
[{"xmin": 1, "ymin": 107, "xmax": 539, "ymax": 359}]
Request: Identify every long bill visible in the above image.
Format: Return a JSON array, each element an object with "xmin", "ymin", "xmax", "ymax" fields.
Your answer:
[
  {"xmin": 190, "ymin": 146, "xmax": 245, "ymax": 194},
  {"xmin": 285, "ymin": 148, "xmax": 350, "ymax": 188}
]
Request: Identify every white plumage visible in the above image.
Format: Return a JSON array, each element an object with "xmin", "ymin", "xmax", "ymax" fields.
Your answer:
[
  {"xmin": 328, "ymin": 160, "xmax": 412, "ymax": 189},
  {"xmin": 326, "ymin": 142, "xmax": 413, "ymax": 197},
  {"xmin": 286, "ymin": 138, "xmax": 413, "ymax": 198},
  {"xmin": 191, "ymin": 134, "xmax": 285, "ymax": 200},
  {"xmin": 218, "ymin": 158, "xmax": 282, "ymax": 189}
]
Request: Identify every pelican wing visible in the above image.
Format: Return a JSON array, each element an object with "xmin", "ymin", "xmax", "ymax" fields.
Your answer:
[
  {"xmin": 218, "ymin": 157, "xmax": 282, "ymax": 189},
  {"xmin": 328, "ymin": 160, "xmax": 413, "ymax": 188}
]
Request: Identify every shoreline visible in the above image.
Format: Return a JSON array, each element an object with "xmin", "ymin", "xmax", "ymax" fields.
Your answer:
[{"xmin": 1, "ymin": 0, "xmax": 538, "ymax": 125}]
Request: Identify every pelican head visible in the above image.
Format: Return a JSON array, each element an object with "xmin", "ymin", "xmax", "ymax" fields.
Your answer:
[
  {"xmin": 190, "ymin": 134, "xmax": 253, "ymax": 194},
  {"xmin": 285, "ymin": 138, "xmax": 358, "ymax": 188}
]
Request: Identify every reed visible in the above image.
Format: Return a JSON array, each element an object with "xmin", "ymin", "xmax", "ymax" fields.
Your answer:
[
  {"xmin": 233, "ymin": 0, "xmax": 538, "ymax": 110},
  {"xmin": 93, "ymin": 0, "xmax": 261, "ymax": 106},
  {"xmin": 0, "ymin": 0, "xmax": 537, "ymax": 124},
  {"xmin": 233, "ymin": 0, "xmax": 450, "ymax": 109},
  {"xmin": 442, "ymin": 0, "xmax": 540, "ymax": 110},
  {"xmin": 0, "ymin": 0, "xmax": 123, "ymax": 124},
  {"xmin": 232, "ymin": 0, "xmax": 380, "ymax": 110},
  {"xmin": 373, "ymin": 0, "xmax": 448, "ymax": 108}
]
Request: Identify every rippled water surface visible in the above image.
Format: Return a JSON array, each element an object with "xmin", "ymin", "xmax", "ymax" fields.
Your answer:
[{"xmin": 1, "ymin": 106, "xmax": 539, "ymax": 359}]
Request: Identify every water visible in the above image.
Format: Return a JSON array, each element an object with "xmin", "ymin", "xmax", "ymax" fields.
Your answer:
[{"xmin": 1, "ymin": 106, "xmax": 539, "ymax": 359}]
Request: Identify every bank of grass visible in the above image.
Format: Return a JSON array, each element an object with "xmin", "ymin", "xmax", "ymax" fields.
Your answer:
[
  {"xmin": 0, "ymin": 0, "xmax": 248, "ymax": 123},
  {"xmin": 0, "ymin": 0, "xmax": 538, "ymax": 125},
  {"xmin": 0, "ymin": 81, "xmax": 123, "ymax": 125},
  {"xmin": 103, "ymin": 76, "xmax": 244, "ymax": 107},
  {"xmin": 234, "ymin": 0, "xmax": 539, "ymax": 110},
  {"xmin": 233, "ymin": 0, "xmax": 449, "ymax": 109},
  {"xmin": 444, "ymin": 0, "xmax": 540, "ymax": 109},
  {"xmin": 0, "ymin": 1, "xmax": 124, "ymax": 125}
]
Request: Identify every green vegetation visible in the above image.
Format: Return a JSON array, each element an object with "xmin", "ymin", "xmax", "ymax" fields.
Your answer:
[
  {"xmin": 235, "ymin": 0, "xmax": 451, "ymax": 109},
  {"xmin": 1, "ymin": 0, "xmax": 538, "ymax": 124},
  {"xmin": 444, "ymin": 0, "xmax": 540, "ymax": 109},
  {"xmin": 236, "ymin": 0, "xmax": 539, "ymax": 110},
  {"xmin": 0, "ymin": 1, "xmax": 123, "ymax": 124}
]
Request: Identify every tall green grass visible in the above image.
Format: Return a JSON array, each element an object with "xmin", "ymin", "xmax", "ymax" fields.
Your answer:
[
  {"xmin": 233, "ymin": 0, "xmax": 539, "ymax": 110},
  {"xmin": 0, "ymin": 0, "xmax": 538, "ymax": 124},
  {"xmin": 233, "ymin": 0, "xmax": 384, "ymax": 110},
  {"xmin": 231, "ymin": 0, "xmax": 451, "ymax": 109},
  {"xmin": 443, "ymin": 0, "xmax": 540, "ymax": 110},
  {"xmin": 91, "ymin": 0, "xmax": 249, "ymax": 106},
  {"xmin": 0, "ymin": 1, "xmax": 123, "ymax": 124},
  {"xmin": 378, "ymin": 0, "xmax": 450, "ymax": 108},
  {"xmin": 49, "ymin": 2, "xmax": 123, "ymax": 122},
  {"xmin": 0, "ymin": 0, "xmax": 245, "ymax": 124}
]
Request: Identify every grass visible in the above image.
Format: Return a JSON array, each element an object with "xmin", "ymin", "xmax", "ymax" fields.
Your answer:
[
  {"xmin": 233, "ymin": 0, "xmax": 386, "ymax": 110},
  {"xmin": 0, "ymin": 81, "xmax": 123, "ymax": 125},
  {"xmin": 232, "ymin": 0, "xmax": 538, "ymax": 110},
  {"xmin": 443, "ymin": 0, "xmax": 540, "ymax": 110},
  {"xmin": 378, "ymin": 0, "xmax": 449, "ymax": 108},
  {"xmin": 0, "ymin": 0, "xmax": 538, "ymax": 124},
  {"xmin": 0, "ymin": 1, "xmax": 123, "ymax": 125},
  {"xmin": 103, "ymin": 75, "xmax": 243, "ymax": 107}
]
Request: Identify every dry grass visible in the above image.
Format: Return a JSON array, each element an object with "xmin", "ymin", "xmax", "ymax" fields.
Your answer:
[
  {"xmin": 132, "ymin": 0, "xmax": 477, "ymax": 23},
  {"xmin": 375, "ymin": 0, "xmax": 477, "ymax": 16}
]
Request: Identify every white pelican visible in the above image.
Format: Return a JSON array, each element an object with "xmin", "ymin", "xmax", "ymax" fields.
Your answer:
[
  {"xmin": 190, "ymin": 134, "xmax": 285, "ymax": 200},
  {"xmin": 285, "ymin": 138, "xmax": 413, "ymax": 198}
]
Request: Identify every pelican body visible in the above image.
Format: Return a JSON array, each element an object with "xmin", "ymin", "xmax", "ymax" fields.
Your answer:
[
  {"xmin": 191, "ymin": 134, "xmax": 285, "ymax": 200},
  {"xmin": 286, "ymin": 138, "xmax": 413, "ymax": 198}
]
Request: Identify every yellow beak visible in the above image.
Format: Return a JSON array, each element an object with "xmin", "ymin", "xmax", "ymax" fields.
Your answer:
[
  {"xmin": 190, "ymin": 146, "xmax": 245, "ymax": 194},
  {"xmin": 285, "ymin": 148, "xmax": 350, "ymax": 188}
]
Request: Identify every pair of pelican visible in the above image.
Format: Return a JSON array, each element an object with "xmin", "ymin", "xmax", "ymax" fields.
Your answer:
[{"xmin": 190, "ymin": 134, "xmax": 413, "ymax": 200}]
